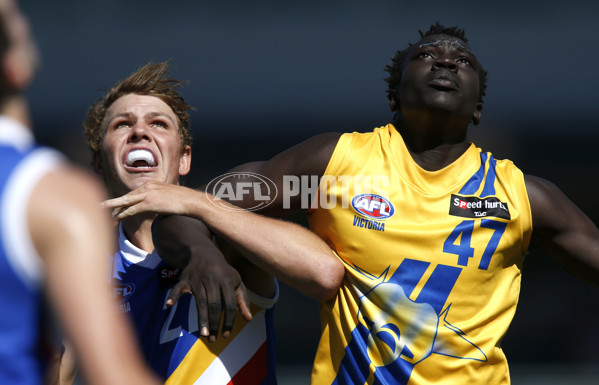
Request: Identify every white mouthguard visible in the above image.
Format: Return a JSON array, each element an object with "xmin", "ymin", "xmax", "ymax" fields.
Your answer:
[{"xmin": 126, "ymin": 149, "xmax": 156, "ymax": 167}]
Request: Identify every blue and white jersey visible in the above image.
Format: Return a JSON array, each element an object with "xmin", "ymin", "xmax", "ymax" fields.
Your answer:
[
  {"xmin": 112, "ymin": 224, "xmax": 279, "ymax": 384},
  {"xmin": 0, "ymin": 116, "xmax": 64, "ymax": 385},
  {"xmin": 111, "ymin": 223, "xmax": 190, "ymax": 378}
]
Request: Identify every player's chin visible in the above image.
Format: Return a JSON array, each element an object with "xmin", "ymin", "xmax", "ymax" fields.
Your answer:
[{"xmin": 123, "ymin": 175, "xmax": 159, "ymax": 192}]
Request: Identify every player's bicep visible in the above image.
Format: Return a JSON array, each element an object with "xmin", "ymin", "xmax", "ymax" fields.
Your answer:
[
  {"xmin": 205, "ymin": 132, "xmax": 341, "ymax": 215},
  {"xmin": 526, "ymin": 175, "xmax": 596, "ymax": 246},
  {"xmin": 526, "ymin": 174, "xmax": 599, "ymax": 282}
]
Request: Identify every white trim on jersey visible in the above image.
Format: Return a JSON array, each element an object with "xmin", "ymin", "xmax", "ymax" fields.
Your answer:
[
  {"xmin": 118, "ymin": 222, "xmax": 163, "ymax": 269},
  {"xmin": 1, "ymin": 147, "xmax": 64, "ymax": 291},
  {"xmin": 194, "ymin": 310, "xmax": 267, "ymax": 384},
  {"xmin": 0, "ymin": 116, "xmax": 34, "ymax": 151}
]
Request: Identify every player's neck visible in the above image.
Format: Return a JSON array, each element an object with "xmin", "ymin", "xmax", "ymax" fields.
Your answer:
[
  {"xmin": 394, "ymin": 117, "xmax": 470, "ymax": 171},
  {"xmin": 405, "ymin": 140, "xmax": 471, "ymax": 171},
  {"xmin": 0, "ymin": 95, "xmax": 32, "ymax": 129},
  {"xmin": 121, "ymin": 215, "xmax": 156, "ymax": 253}
]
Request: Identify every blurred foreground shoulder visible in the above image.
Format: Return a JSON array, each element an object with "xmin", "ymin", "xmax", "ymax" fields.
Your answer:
[{"xmin": 28, "ymin": 164, "xmax": 113, "ymax": 257}]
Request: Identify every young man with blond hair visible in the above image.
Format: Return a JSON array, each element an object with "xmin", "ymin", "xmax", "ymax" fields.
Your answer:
[{"xmin": 85, "ymin": 61, "xmax": 343, "ymax": 384}]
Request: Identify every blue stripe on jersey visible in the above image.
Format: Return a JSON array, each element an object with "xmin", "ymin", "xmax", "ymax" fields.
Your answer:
[
  {"xmin": 413, "ymin": 265, "xmax": 462, "ymax": 315},
  {"xmin": 373, "ymin": 355, "xmax": 414, "ymax": 385},
  {"xmin": 333, "ymin": 323, "xmax": 382, "ymax": 385},
  {"xmin": 334, "ymin": 324, "xmax": 417, "ymax": 385},
  {"xmin": 480, "ymin": 155, "xmax": 497, "ymax": 197},
  {"xmin": 166, "ymin": 330, "xmax": 198, "ymax": 378},
  {"xmin": 263, "ymin": 306, "xmax": 278, "ymax": 384},
  {"xmin": 459, "ymin": 153, "xmax": 498, "ymax": 197},
  {"xmin": 388, "ymin": 259, "xmax": 430, "ymax": 296},
  {"xmin": 459, "ymin": 153, "xmax": 487, "ymax": 195}
]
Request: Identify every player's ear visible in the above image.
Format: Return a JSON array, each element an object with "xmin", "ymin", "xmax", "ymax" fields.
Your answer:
[
  {"xmin": 93, "ymin": 152, "xmax": 104, "ymax": 176},
  {"xmin": 2, "ymin": 48, "xmax": 34, "ymax": 92},
  {"xmin": 388, "ymin": 89, "xmax": 398, "ymax": 112},
  {"xmin": 472, "ymin": 103, "xmax": 483, "ymax": 126},
  {"xmin": 178, "ymin": 145, "xmax": 191, "ymax": 176}
]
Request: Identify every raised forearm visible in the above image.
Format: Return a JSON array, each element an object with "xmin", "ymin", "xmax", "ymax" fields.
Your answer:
[
  {"xmin": 151, "ymin": 214, "xmax": 214, "ymax": 269},
  {"xmin": 187, "ymin": 190, "xmax": 344, "ymax": 300},
  {"xmin": 105, "ymin": 181, "xmax": 345, "ymax": 299},
  {"xmin": 151, "ymin": 214, "xmax": 253, "ymax": 337}
]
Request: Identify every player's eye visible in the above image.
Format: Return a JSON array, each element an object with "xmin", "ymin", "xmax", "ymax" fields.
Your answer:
[
  {"xmin": 114, "ymin": 121, "xmax": 131, "ymax": 129},
  {"xmin": 151, "ymin": 120, "xmax": 167, "ymax": 128},
  {"xmin": 456, "ymin": 57, "xmax": 472, "ymax": 66}
]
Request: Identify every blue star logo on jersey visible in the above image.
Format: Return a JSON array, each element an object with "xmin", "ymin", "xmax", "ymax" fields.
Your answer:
[{"xmin": 333, "ymin": 259, "xmax": 486, "ymax": 385}]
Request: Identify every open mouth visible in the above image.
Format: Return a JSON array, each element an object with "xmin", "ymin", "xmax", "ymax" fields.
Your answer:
[{"xmin": 125, "ymin": 149, "xmax": 157, "ymax": 169}]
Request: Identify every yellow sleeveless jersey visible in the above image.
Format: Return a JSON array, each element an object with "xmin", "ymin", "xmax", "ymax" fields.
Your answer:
[{"xmin": 307, "ymin": 124, "xmax": 532, "ymax": 385}]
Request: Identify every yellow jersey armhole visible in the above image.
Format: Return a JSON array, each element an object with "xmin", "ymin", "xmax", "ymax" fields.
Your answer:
[{"xmin": 322, "ymin": 132, "xmax": 353, "ymax": 177}]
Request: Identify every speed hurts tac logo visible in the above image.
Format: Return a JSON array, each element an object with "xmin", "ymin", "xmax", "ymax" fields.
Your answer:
[
  {"xmin": 158, "ymin": 266, "xmax": 181, "ymax": 288},
  {"xmin": 351, "ymin": 194, "xmax": 395, "ymax": 232},
  {"xmin": 449, "ymin": 194, "xmax": 510, "ymax": 220}
]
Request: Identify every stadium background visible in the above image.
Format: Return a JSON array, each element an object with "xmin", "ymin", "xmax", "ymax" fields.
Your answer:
[{"xmin": 22, "ymin": 1, "xmax": 599, "ymax": 383}]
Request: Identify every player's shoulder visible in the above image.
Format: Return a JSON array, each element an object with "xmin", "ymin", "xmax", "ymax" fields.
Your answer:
[
  {"xmin": 337, "ymin": 123, "xmax": 396, "ymax": 144},
  {"xmin": 42, "ymin": 165, "xmax": 107, "ymax": 204},
  {"xmin": 523, "ymin": 174, "xmax": 575, "ymax": 231},
  {"xmin": 267, "ymin": 132, "xmax": 343, "ymax": 175},
  {"xmin": 523, "ymin": 174, "xmax": 561, "ymax": 210},
  {"xmin": 28, "ymin": 164, "xmax": 109, "ymax": 235},
  {"xmin": 291, "ymin": 132, "xmax": 343, "ymax": 152}
]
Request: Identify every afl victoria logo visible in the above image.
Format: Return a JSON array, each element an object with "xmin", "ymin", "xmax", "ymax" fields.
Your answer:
[
  {"xmin": 114, "ymin": 283, "xmax": 135, "ymax": 302},
  {"xmin": 351, "ymin": 194, "xmax": 395, "ymax": 220}
]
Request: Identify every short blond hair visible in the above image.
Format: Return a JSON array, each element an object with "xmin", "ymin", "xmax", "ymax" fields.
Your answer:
[{"xmin": 84, "ymin": 62, "xmax": 194, "ymax": 156}]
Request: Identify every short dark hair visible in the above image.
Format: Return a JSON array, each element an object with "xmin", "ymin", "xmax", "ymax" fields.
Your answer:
[
  {"xmin": 0, "ymin": 8, "xmax": 12, "ymax": 98},
  {"xmin": 0, "ymin": 11, "xmax": 8, "ymax": 57},
  {"xmin": 384, "ymin": 22, "xmax": 488, "ymax": 107}
]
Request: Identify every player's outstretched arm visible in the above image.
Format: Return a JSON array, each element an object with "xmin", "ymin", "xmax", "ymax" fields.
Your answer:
[
  {"xmin": 525, "ymin": 174, "xmax": 599, "ymax": 285},
  {"xmin": 29, "ymin": 166, "xmax": 160, "ymax": 385},
  {"xmin": 104, "ymin": 182, "xmax": 344, "ymax": 300},
  {"xmin": 104, "ymin": 132, "xmax": 345, "ymax": 299},
  {"xmin": 151, "ymin": 214, "xmax": 252, "ymax": 342}
]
